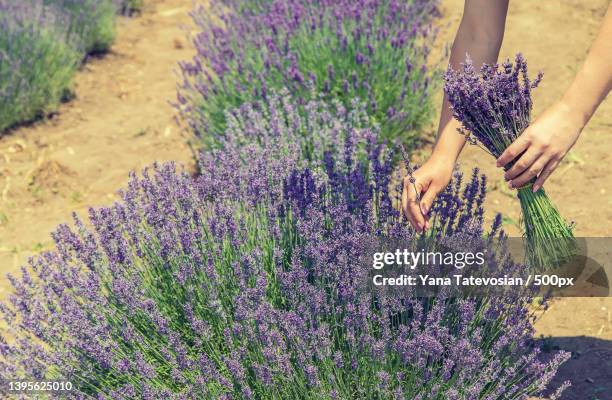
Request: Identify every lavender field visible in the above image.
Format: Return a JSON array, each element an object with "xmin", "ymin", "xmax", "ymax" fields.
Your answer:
[{"xmin": 0, "ymin": 0, "xmax": 610, "ymax": 399}]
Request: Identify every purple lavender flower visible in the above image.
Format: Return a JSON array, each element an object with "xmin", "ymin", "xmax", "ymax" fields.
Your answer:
[{"xmin": 444, "ymin": 53, "xmax": 542, "ymax": 158}]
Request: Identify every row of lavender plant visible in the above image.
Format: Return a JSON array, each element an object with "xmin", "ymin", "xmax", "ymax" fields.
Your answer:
[
  {"xmin": 0, "ymin": 0, "xmax": 130, "ymax": 134},
  {"xmin": 177, "ymin": 0, "xmax": 439, "ymax": 150},
  {"xmin": 1, "ymin": 94, "xmax": 569, "ymax": 398},
  {"xmin": 0, "ymin": 1, "xmax": 80, "ymax": 133},
  {"xmin": 44, "ymin": 0, "xmax": 119, "ymax": 54}
]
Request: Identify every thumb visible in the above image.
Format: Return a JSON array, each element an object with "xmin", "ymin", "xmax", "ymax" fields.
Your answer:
[{"xmin": 419, "ymin": 184, "xmax": 441, "ymax": 216}]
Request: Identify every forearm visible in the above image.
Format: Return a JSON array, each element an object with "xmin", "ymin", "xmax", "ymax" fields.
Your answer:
[
  {"xmin": 432, "ymin": 0, "xmax": 509, "ymax": 166},
  {"xmin": 559, "ymin": 3, "xmax": 612, "ymax": 127}
]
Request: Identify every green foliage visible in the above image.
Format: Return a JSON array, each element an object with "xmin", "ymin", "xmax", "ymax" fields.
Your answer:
[
  {"xmin": 0, "ymin": 13, "xmax": 80, "ymax": 132},
  {"xmin": 0, "ymin": 0, "xmax": 122, "ymax": 134},
  {"xmin": 45, "ymin": 0, "xmax": 118, "ymax": 53}
]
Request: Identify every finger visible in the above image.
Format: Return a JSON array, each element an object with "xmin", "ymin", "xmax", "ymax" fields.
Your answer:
[
  {"xmin": 419, "ymin": 184, "xmax": 441, "ymax": 217},
  {"xmin": 509, "ymin": 156, "xmax": 549, "ymax": 189},
  {"xmin": 403, "ymin": 177, "xmax": 426, "ymax": 231},
  {"xmin": 533, "ymin": 158, "xmax": 560, "ymax": 192},
  {"xmin": 407, "ymin": 185, "xmax": 425, "ymax": 231},
  {"xmin": 401, "ymin": 180, "xmax": 414, "ymax": 224},
  {"xmin": 496, "ymin": 135, "xmax": 530, "ymax": 168},
  {"xmin": 405, "ymin": 197, "xmax": 423, "ymax": 232},
  {"xmin": 401, "ymin": 177, "xmax": 418, "ymax": 216},
  {"xmin": 504, "ymin": 147, "xmax": 543, "ymax": 182}
]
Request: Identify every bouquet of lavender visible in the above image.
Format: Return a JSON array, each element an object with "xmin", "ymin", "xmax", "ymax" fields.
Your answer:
[
  {"xmin": 444, "ymin": 54, "xmax": 576, "ymax": 269},
  {"xmin": 178, "ymin": 0, "xmax": 438, "ymax": 149}
]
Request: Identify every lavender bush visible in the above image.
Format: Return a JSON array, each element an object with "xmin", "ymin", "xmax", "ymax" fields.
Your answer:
[
  {"xmin": 205, "ymin": 89, "xmax": 384, "ymax": 174},
  {"xmin": 178, "ymin": 0, "xmax": 438, "ymax": 150},
  {"xmin": 444, "ymin": 54, "xmax": 576, "ymax": 269},
  {"xmin": 0, "ymin": 97, "xmax": 569, "ymax": 398},
  {"xmin": 44, "ymin": 0, "xmax": 118, "ymax": 53},
  {"xmin": 0, "ymin": 1, "xmax": 80, "ymax": 133},
  {"xmin": 0, "ymin": 0, "xmax": 123, "ymax": 133}
]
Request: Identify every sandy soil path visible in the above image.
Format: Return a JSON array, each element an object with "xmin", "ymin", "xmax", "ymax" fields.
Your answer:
[{"xmin": 0, "ymin": 0, "xmax": 195, "ymax": 293}]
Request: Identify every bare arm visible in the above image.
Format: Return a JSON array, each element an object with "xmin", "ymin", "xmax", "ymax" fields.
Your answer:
[
  {"xmin": 403, "ymin": 0, "xmax": 509, "ymax": 231},
  {"xmin": 498, "ymin": 3, "xmax": 612, "ymax": 191},
  {"xmin": 432, "ymin": 0, "xmax": 509, "ymax": 167},
  {"xmin": 560, "ymin": 3, "xmax": 612, "ymax": 128}
]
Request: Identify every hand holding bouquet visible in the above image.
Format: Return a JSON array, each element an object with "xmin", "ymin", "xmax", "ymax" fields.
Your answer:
[{"xmin": 444, "ymin": 54, "xmax": 576, "ymax": 269}]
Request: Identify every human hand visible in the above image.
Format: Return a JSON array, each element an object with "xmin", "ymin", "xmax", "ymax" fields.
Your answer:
[
  {"xmin": 402, "ymin": 157, "xmax": 454, "ymax": 232},
  {"xmin": 496, "ymin": 101, "xmax": 585, "ymax": 192}
]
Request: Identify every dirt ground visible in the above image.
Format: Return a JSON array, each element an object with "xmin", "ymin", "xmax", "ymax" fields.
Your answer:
[{"xmin": 0, "ymin": 0, "xmax": 610, "ymax": 398}]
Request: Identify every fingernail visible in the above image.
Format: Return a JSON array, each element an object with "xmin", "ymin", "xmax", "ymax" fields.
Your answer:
[
  {"xmin": 496, "ymin": 161, "xmax": 501, "ymax": 167},
  {"xmin": 508, "ymin": 181, "xmax": 513, "ymax": 189},
  {"xmin": 421, "ymin": 204, "xmax": 429, "ymax": 215},
  {"xmin": 532, "ymin": 185, "xmax": 539, "ymax": 193}
]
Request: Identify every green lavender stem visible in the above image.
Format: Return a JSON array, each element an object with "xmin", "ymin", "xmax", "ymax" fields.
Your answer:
[{"xmin": 517, "ymin": 186, "xmax": 577, "ymax": 269}]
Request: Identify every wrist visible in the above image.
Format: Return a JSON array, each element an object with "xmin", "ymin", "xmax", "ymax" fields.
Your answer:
[
  {"xmin": 558, "ymin": 96, "xmax": 592, "ymax": 129},
  {"xmin": 429, "ymin": 151, "xmax": 456, "ymax": 171}
]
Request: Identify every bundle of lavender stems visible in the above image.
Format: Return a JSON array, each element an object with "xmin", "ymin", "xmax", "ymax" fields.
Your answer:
[{"xmin": 444, "ymin": 54, "xmax": 576, "ymax": 269}]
